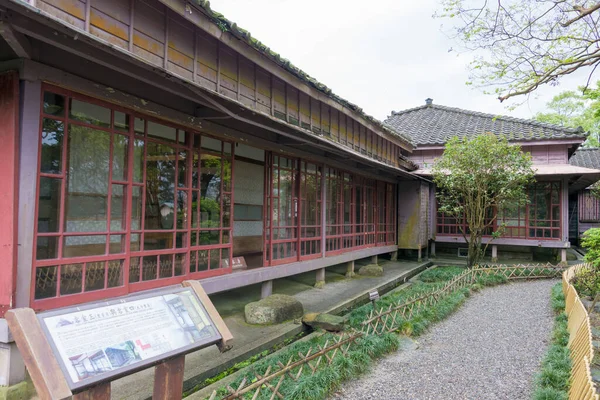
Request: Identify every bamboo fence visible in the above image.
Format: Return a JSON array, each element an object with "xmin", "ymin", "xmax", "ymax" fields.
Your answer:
[
  {"xmin": 563, "ymin": 263, "xmax": 599, "ymax": 400},
  {"xmin": 208, "ymin": 264, "xmax": 571, "ymax": 400}
]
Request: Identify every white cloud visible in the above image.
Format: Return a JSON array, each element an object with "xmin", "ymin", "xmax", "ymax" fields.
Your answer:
[{"xmin": 209, "ymin": 0, "xmax": 596, "ymax": 122}]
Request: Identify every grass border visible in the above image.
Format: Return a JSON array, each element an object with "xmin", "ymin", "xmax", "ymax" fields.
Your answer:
[{"xmin": 532, "ymin": 283, "xmax": 571, "ymax": 400}]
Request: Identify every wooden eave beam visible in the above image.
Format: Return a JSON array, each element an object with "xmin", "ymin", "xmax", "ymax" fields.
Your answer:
[{"xmin": 0, "ymin": 20, "xmax": 31, "ymax": 58}]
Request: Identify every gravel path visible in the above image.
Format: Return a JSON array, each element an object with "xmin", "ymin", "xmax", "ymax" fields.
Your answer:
[{"xmin": 334, "ymin": 279, "xmax": 557, "ymax": 400}]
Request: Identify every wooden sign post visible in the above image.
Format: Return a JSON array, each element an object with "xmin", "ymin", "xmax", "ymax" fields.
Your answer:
[{"xmin": 6, "ymin": 281, "xmax": 232, "ymax": 400}]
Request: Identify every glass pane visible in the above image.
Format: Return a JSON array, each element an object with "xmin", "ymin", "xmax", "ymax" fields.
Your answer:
[
  {"xmin": 144, "ymin": 232, "xmax": 174, "ymax": 250},
  {"xmin": 134, "ymin": 117, "xmax": 145, "ymax": 135},
  {"xmin": 192, "ymin": 153, "xmax": 199, "ymax": 189},
  {"xmin": 41, "ymin": 119, "xmax": 63, "ymax": 174},
  {"xmin": 114, "ymin": 112, "xmax": 130, "ymax": 132},
  {"xmin": 109, "ymin": 235, "xmax": 125, "ymax": 254},
  {"xmin": 210, "ymin": 249, "xmax": 219, "ymax": 269},
  {"xmin": 199, "ymin": 230, "xmax": 219, "ymax": 245},
  {"xmin": 159, "ymin": 254, "xmax": 173, "ymax": 278},
  {"xmin": 43, "ymin": 92, "xmax": 65, "ymax": 116},
  {"xmin": 223, "ymin": 159, "xmax": 232, "ymax": 192},
  {"xmin": 61, "ymin": 263, "xmax": 83, "ymax": 295},
  {"xmin": 221, "ymin": 248, "xmax": 230, "ymax": 268},
  {"xmin": 178, "ymin": 151, "xmax": 188, "ymax": 188},
  {"xmin": 222, "ymin": 230, "xmax": 230, "ymax": 244},
  {"xmin": 177, "ymin": 190, "xmax": 187, "ymax": 229},
  {"xmin": 178, "ymin": 130, "xmax": 187, "ymax": 144},
  {"xmin": 35, "ymin": 266, "xmax": 57, "ymax": 299},
  {"xmin": 201, "ymin": 154, "xmax": 222, "ymax": 228},
  {"xmin": 107, "ymin": 259, "xmax": 124, "ymax": 287},
  {"xmin": 175, "ymin": 253, "xmax": 185, "ymax": 276},
  {"xmin": 133, "ymin": 139, "xmax": 144, "ymax": 183},
  {"xmin": 201, "ymin": 136, "xmax": 222, "ymax": 152},
  {"xmin": 65, "ymin": 125, "xmax": 110, "ymax": 232},
  {"xmin": 132, "ymin": 186, "xmax": 142, "ymax": 230},
  {"xmin": 189, "ymin": 251, "xmax": 197, "ymax": 273},
  {"xmin": 144, "ymin": 142, "xmax": 176, "ymax": 230},
  {"xmin": 69, "ymin": 99, "xmax": 110, "ymax": 128},
  {"xmin": 191, "ymin": 231, "xmax": 197, "ymax": 246},
  {"xmin": 113, "ymin": 134, "xmax": 129, "ymax": 181},
  {"xmin": 222, "ymin": 194, "xmax": 231, "ymax": 228},
  {"xmin": 192, "ymin": 191, "xmax": 199, "ymax": 228},
  {"xmin": 63, "ymin": 235, "xmax": 106, "ymax": 257},
  {"xmin": 176, "ymin": 232, "xmax": 187, "ymax": 248},
  {"xmin": 130, "ymin": 233, "xmax": 141, "ymax": 251},
  {"xmin": 129, "ymin": 257, "xmax": 140, "ymax": 282},
  {"xmin": 198, "ymin": 250, "xmax": 208, "ymax": 271},
  {"xmin": 148, "ymin": 121, "xmax": 176, "ymax": 142},
  {"xmin": 111, "ymin": 184, "xmax": 127, "ymax": 232},
  {"xmin": 142, "ymin": 257, "xmax": 157, "ymax": 281},
  {"xmin": 38, "ymin": 177, "xmax": 61, "ymax": 233},
  {"xmin": 85, "ymin": 261, "xmax": 105, "ymax": 292},
  {"xmin": 36, "ymin": 236, "xmax": 59, "ymax": 260}
]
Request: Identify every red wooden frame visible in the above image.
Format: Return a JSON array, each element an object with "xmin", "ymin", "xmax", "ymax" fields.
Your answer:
[
  {"xmin": 32, "ymin": 85, "xmax": 234, "ymax": 310},
  {"xmin": 0, "ymin": 71, "xmax": 19, "ymax": 317},
  {"xmin": 435, "ymin": 181, "xmax": 562, "ymax": 240}
]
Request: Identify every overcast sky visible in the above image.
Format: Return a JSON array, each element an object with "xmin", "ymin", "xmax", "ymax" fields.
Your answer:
[{"xmin": 210, "ymin": 0, "xmax": 593, "ymax": 122}]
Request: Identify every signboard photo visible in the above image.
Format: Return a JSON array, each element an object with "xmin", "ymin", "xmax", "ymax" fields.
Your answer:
[{"xmin": 37, "ymin": 287, "xmax": 221, "ymax": 390}]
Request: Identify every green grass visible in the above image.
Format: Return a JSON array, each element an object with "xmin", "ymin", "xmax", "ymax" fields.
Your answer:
[
  {"xmin": 532, "ymin": 283, "xmax": 571, "ymax": 400},
  {"xmin": 417, "ymin": 266, "xmax": 466, "ymax": 283}
]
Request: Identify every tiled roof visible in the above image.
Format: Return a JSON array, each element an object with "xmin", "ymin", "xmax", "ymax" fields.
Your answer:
[
  {"xmin": 569, "ymin": 148, "xmax": 600, "ymax": 169},
  {"xmin": 192, "ymin": 1, "xmax": 413, "ymax": 147},
  {"xmin": 384, "ymin": 103, "xmax": 586, "ymax": 146}
]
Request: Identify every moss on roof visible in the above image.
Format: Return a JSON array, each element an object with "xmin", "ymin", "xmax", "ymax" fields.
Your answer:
[{"xmin": 192, "ymin": 0, "xmax": 413, "ymax": 148}]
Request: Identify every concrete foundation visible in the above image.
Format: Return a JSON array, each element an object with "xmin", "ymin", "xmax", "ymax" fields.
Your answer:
[
  {"xmin": 430, "ymin": 242, "xmax": 436, "ymax": 258},
  {"xmin": 371, "ymin": 255, "xmax": 378, "ymax": 264},
  {"xmin": 261, "ymin": 280, "xmax": 273, "ymax": 299},
  {"xmin": 491, "ymin": 245, "xmax": 498, "ymax": 262},
  {"xmin": 315, "ymin": 268, "xmax": 325, "ymax": 289},
  {"xmin": 345, "ymin": 260, "xmax": 355, "ymax": 278}
]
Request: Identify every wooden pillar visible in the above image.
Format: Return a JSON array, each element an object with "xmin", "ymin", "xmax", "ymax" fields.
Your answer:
[
  {"xmin": 0, "ymin": 71, "xmax": 19, "ymax": 318},
  {"xmin": 321, "ymin": 164, "xmax": 326, "ymax": 257},
  {"xmin": 153, "ymin": 356, "xmax": 185, "ymax": 400},
  {"xmin": 261, "ymin": 280, "xmax": 273, "ymax": 298},
  {"xmin": 491, "ymin": 245, "xmax": 498, "ymax": 262},
  {"xmin": 73, "ymin": 383, "xmax": 111, "ymax": 400},
  {"xmin": 315, "ymin": 268, "xmax": 325, "ymax": 288},
  {"xmin": 345, "ymin": 260, "xmax": 355, "ymax": 278}
]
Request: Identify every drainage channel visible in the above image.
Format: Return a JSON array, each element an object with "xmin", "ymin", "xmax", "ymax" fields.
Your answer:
[{"xmin": 183, "ymin": 261, "xmax": 434, "ymax": 399}]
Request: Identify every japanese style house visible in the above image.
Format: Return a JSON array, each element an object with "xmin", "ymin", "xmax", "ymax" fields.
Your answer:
[
  {"xmin": 0, "ymin": 0, "xmax": 425, "ymax": 388},
  {"xmin": 386, "ymin": 99, "xmax": 600, "ymax": 262},
  {"xmin": 568, "ymin": 148, "xmax": 600, "ymax": 244}
]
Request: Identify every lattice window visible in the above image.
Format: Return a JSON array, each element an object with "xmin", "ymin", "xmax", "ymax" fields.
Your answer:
[
  {"xmin": 33, "ymin": 86, "xmax": 233, "ymax": 310},
  {"xmin": 579, "ymin": 190, "xmax": 600, "ymax": 222}
]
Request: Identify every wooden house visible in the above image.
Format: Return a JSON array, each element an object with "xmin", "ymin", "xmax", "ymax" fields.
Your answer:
[
  {"xmin": 386, "ymin": 99, "xmax": 600, "ymax": 262},
  {"xmin": 0, "ymin": 0, "xmax": 425, "ymax": 388},
  {"xmin": 568, "ymin": 148, "xmax": 600, "ymax": 244}
]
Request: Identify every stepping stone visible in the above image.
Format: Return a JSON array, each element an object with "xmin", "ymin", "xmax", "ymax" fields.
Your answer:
[
  {"xmin": 302, "ymin": 312, "xmax": 346, "ymax": 332},
  {"xmin": 245, "ymin": 294, "xmax": 303, "ymax": 325}
]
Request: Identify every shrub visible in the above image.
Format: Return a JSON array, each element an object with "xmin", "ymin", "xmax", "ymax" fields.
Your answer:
[
  {"xmin": 571, "ymin": 265, "xmax": 600, "ymax": 298},
  {"xmin": 417, "ymin": 266, "xmax": 466, "ymax": 282}
]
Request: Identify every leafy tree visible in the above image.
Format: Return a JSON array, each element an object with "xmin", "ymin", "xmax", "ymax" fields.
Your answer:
[
  {"xmin": 433, "ymin": 134, "xmax": 535, "ymax": 267},
  {"xmin": 578, "ymin": 228, "xmax": 600, "ymax": 310},
  {"xmin": 535, "ymin": 81, "xmax": 600, "ymax": 146},
  {"xmin": 436, "ymin": 1, "xmax": 600, "ymax": 102}
]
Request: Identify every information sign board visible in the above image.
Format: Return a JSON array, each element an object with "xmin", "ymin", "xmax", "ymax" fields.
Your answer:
[{"xmin": 37, "ymin": 287, "xmax": 221, "ymax": 391}]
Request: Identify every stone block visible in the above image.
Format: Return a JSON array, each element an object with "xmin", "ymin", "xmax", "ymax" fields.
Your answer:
[
  {"xmin": 302, "ymin": 313, "xmax": 346, "ymax": 332},
  {"xmin": 358, "ymin": 264, "xmax": 384, "ymax": 277},
  {"xmin": 245, "ymin": 294, "xmax": 304, "ymax": 325}
]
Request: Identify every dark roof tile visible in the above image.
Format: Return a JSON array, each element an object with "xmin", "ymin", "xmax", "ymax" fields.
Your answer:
[
  {"xmin": 384, "ymin": 104, "xmax": 586, "ymax": 146},
  {"xmin": 569, "ymin": 148, "xmax": 600, "ymax": 169}
]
